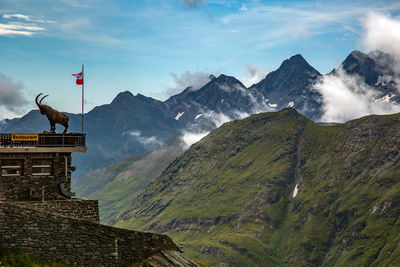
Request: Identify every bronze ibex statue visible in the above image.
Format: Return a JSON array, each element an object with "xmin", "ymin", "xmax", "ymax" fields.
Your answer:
[{"xmin": 36, "ymin": 93, "xmax": 69, "ymax": 133}]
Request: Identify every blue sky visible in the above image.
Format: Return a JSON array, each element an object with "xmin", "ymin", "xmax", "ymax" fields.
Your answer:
[{"xmin": 1, "ymin": 0, "xmax": 400, "ymax": 119}]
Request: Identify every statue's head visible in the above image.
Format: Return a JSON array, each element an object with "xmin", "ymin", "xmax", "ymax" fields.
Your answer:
[{"xmin": 35, "ymin": 93, "xmax": 48, "ymax": 115}]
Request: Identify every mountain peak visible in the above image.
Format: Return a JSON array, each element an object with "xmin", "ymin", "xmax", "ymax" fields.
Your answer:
[
  {"xmin": 258, "ymin": 53, "xmax": 321, "ymax": 81},
  {"xmin": 290, "ymin": 54, "xmax": 306, "ymax": 61},
  {"xmin": 280, "ymin": 54, "xmax": 317, "ymax": 73},
  {"xmin": 347, "ymin": 50, "xmax": 368, "ymax": 62},
  {"xmin": 341, "ymin": 49, "xmax": 396, "ymax": 89},
  {"xmin": 111, "ymin": 91, "xmax": 135, "ymax": 105},
  {"xmin": 119, "ymin": 91, "xmax": 134, "ymax": 97},
  {"xmin": 213, "ymin": 74, "xmax": 243, "ymax": 84},
  {"xmin": 216, "ymin": 74, "xmax": 229, "ymax": 79},
  {"xmin": 135, "ymin": 93, "xmax": 151, "ymax": 100}
]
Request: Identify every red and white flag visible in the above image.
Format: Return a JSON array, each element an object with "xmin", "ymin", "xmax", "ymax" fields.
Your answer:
[{"xmin": 72, "ymin": 72, "xmax": 83, "ymax": 85}]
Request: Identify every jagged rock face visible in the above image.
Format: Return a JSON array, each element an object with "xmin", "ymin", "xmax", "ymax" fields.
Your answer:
[
  {"xmin": 341, "ymin": 50, "xmax": 400, "ymax": 101},
  {"xmin": 166, "ymin": 74, "xmax": 268, "ymax": 125},
  {"xmin": 167, "ymin": 55, "xmax": 324, "ymax": 125},
  {"xmin": 250, "ymin": 54, "xmax": 322, "ymax": 120},
  {"xmin": 112, "ymin": 109, "xmax": 400, "ymax": 266}
]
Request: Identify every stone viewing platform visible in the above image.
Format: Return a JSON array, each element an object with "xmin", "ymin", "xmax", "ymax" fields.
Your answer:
[
  {"xmin": 0, "ymin": 132, "xmax": 86, "ymax": 153},
  {"xmin": 0, "ymin": 132, "xmax": 85, "ymax": 201},
  {"xmin": 0, "ymin": 130, "xmax": 197, "ymax": 266},
  {"xmin": 0, "ymin": 95, "xmax": 198, "ymax": 266}
]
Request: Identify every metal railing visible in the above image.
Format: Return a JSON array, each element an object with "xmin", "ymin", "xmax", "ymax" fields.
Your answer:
[{"xmin": 0, "ymin": 133, "xmax": 86, "ymax": 148}]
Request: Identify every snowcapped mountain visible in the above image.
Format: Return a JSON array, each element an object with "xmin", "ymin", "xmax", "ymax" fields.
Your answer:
[
  {"xmin": 340, "ymin": 50, "xmax": 400, "ymax": 102},
  {"xmin": 166, "ymin": 74, "xmax": 269, "ymax": 126},
  {"xmin": 1, "ymin": 50, "xmax": 398, "ymax": 175}
]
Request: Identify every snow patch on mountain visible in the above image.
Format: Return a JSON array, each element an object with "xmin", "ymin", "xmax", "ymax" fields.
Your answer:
[
  {"xmin": 268, "ymin": 103, "xmax": 277, "ymax": 108},
  {"xmin": 175, "ymin": 112, "xmax": 184, "ymax": 120},
  {"xmin": 377, "ymin": 94, "xmax": 395, "ymax": 103},
  {"xmin": 292, "ymin": 184, "xmax": 299, "ymax": 198}
]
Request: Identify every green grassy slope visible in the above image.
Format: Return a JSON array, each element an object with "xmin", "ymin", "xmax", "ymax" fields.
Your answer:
[
  {"xmin": 110, "ymin": 108, "xmax": 400, "ymax": 266},
  {"xmin": 73, "ymin": 136, "xmax": 185, "ymax": 223}
]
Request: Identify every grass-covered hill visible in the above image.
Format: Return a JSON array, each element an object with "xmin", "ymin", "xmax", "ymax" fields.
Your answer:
[
  {"xmin": 110, "ymin": 108, "xmax": 400, "ymax": 266},
  {"xmin": 73, "ymin": 135, "xmax": 186, "ymax": 223}
]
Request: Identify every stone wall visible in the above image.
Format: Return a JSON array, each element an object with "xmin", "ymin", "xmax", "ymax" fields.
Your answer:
[
  {"xmin": 0, "ymin": 152, "xmax": 72, "ymax": 201},
  {"xmin": 13, "ymin": 198, "xmax": 99, "ymax": 223},
  {"xmin": 0, "ymin": 201, "xmax": 179, "ymax": 266}
]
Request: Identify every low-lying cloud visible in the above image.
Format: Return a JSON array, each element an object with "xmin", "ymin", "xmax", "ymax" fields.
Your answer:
[
  {"xmin": 180, "ymin": 130, "xmax": 209, "ymax": 148},
  {"xmin": 167, "ymin": 70, "xmax": 212, "ymax": 97},
  {"xmin": 361, "ymin": 12, "xmax": 400, "ymax": 93},
  {"xmin": 314, "ymin": 67, "xmax": 400, "ymax": 122},
  {"xmin": 314, "ymin": 12, "xmax": 400, "ymax": 122},
  {"xmin": 239, "ymin": 64, "xmax": 269, "ymax": 88},
  {"xmin": 179, "ymin": 106, "xmax": 265, "ymax": 149},
  {"xmin": 361, "ymin": 13, "xmax": 400, "ymax": 61},
  {"xmin": 0, "ymin": 73, "xmax": 29, "ymax": 119},
  {"xmin": 124, "ymin": 130, "xmax": 163, "ymax": 147}
]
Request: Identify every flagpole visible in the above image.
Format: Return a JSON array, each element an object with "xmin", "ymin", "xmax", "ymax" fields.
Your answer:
[{"xmin": 82, "ymin": 64, "xmax": 84, "ymax": 134}]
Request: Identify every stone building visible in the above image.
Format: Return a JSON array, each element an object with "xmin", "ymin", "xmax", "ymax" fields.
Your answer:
[
  {"xmin": 0, "ymin": 132, "xmax": 86, "ymax": 201},
  {"xmin": 0, "ymin": 132, "xmax": 192, "ymax": 266}
]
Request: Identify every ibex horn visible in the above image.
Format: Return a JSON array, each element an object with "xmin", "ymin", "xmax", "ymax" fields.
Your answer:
[
  {"xmin": 35, "ymin": 93, "xmax": 43, "ymax": 107},
  {"xmin": 39, "ymin": 95, "xmax": 49, "ymax": 105}
]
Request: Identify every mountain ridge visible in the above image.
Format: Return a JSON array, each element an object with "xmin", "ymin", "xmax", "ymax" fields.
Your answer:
[
  {"xmin": 2, "ymin": 49, "xmax": 399, "ymax": 192},
  {"xmin": 71, "ymin": 49, "xmax": 400, "ymax": 229},
  {"xmin": 111, "ymin": 108, "xmax": 400, "ymax": 266}
]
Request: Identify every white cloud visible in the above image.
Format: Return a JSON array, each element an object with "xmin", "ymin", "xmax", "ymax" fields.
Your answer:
[
  {"xmin": 1, "ymin": 13, "xmax": 47, "ymax": 36},
  {"xmin": 218, "ymin": 2, "xmax": 400, "ymax": 52},
  {"xmin": 361, "ymin": 13, "xmax": 400, "ymax": 60},
  {"xmin": 360, "ymin": 13, "xmax": 400, "ymax": 94},
  {"xmin": 167, "ymin": 71, "xmax": 212, "ymax": 97},
  {"xmin": 179, "ymin": 109, "xmax": 243, "ymax": 149},
  {"xmin": 180, "ymin": 130, "xmax": 209, "ymax": 148},
  {"xmin": 239, "ymin": 64, "xmax": 269, "ymax": 88},
  {"xmin": 314, "ymin": 67, "xmax": 400, "ymax": 122},
  {"xmin": 2, "ymin": 13, "xmax": 52, "ymax": 23},
  {"xmin": 0, "ymin": 23, "xmax": 45, "ymax": 36},
  {"xmin": 0, "ymin": 73, "xmax": 29, "ymax": 119},
  {"xmin": 240, "ymin": 4, "xmax": 248, "ymax": 12},
  {"xmin": 124, "ymin": 130, "xmax": 163, "ymax": 147},
  {"xmin": 3, "ymin": 14, "xmax": 31, "ymax": 21},
  {"xmin": 218, "ymin": 83, "xmax": 246, "ymax": 95}
]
